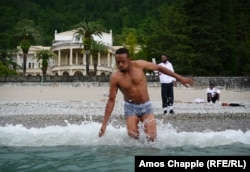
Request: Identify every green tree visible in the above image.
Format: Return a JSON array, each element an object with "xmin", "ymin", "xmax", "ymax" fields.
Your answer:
[
  {"xmin": 233, "ymin": 0, "xmax": 250, "ymax": 75},
  {"xmin": 12, "ymin": 19, "xmax": 41, "ymax": 76},
  {"xmin": 35, "ymin": 49, "xmax": 57, "ymax": 76},
  {"xmin": 73, "ymin": 21, "xmax": 105, "ymax": 76},
  {"xmin": 90, "ymin": 40, "xmax": 108, "ymax": 75},
  {"xmin": 220, "ymin": 0, "xmax": 237, "ymax": 75},
  {"xmin": 141, "ymin": 2, "xmax": 191, "ymax": 74},
  {"xmin": 123, "ymin": 29, "xmax": 138, "ymax": 59},
  {"xmin": 0, "ymin": 49, "xmax": 20, "ymax": 70},
  {"xmin": 0, "ymin": 49, "xmax": 19, "ymax": 76},
  {"xmin": 0, "ymin": 62, "xmax": 17, "ymax": 76},
  {"xmin": 125, "ymin": 32, "xmax": 137, "ymax": 59},
  {"xmin": 183, "ymin": 0, "xmax": 225, "ymax": 76},
  {"xmin": 0, "ymin": 6, "xmax": 16, "ymax": 50},
  {"xmin": 115, "ymin": 28, "xmax": 138, "ymax": 58}
]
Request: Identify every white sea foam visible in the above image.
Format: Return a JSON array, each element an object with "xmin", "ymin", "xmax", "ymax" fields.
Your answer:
[{"xmin": 0, "ymin": 122, "xmax": 249, "ymax": 147}]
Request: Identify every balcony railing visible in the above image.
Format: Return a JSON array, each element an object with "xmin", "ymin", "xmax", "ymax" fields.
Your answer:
[
  {"xmin": 52, "ymin": 40, "xmax": 112, "ymax": 48},
  {"xmin": 50, "ymin": 64, "xmax": 114, "ymax": 72}
]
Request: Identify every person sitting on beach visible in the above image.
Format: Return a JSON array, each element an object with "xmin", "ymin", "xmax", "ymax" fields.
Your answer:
[
  {"xmin": 207, "ymin": 83, "xmax": 221, "ymax": 104},
  {"xmin": 98, "ymin": 48, "xmax": 194, "ymax": 141}
]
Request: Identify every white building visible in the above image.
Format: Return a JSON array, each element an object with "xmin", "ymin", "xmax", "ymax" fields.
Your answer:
[
  {"xmin": 16, "ymin": 46, "xmax": 52, "ymax": 76},
  {"xmin": 16, "ymin": 29, "xmax": 116, "ymax": 76}
]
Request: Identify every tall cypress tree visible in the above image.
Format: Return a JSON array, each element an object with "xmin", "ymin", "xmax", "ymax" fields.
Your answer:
[
  {"xmin": 183, "ymin": 0, "xmax": 225, "ymax": 76},
  {"xmin": 220, "ymin": 0, "xmax": 237, "ymax": 75},
  {"xmin": 142, "ymin": 2, "xmax": 192, "ymax": 75}
]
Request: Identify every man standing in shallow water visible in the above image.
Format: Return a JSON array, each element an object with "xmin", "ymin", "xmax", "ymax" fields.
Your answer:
[{"xmin": 99, "ymin": 48, "xmax": 194, "ymax": 141}]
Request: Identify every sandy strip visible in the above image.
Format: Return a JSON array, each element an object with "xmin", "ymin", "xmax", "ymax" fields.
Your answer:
[{"xmin": 0, "ymin": 84, "xmax": 249, "ymax": 103}]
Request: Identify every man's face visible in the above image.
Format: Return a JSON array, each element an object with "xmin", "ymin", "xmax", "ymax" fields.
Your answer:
[
  {"xmin": 161, "ymin": 55, "xmax": 167, "ymax": 63},
  {"xmin": 209, "ymin": 84, "xmax": 214, "ymax": 89},
  {"xmin": 115, "ymin": 53, "xmax": 130, "ymax": 72}
]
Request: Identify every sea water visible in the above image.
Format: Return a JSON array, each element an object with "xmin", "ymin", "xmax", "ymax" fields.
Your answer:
[{"xmin": 0, "ymin": 121, "xmax": 250, "ymax": 172}]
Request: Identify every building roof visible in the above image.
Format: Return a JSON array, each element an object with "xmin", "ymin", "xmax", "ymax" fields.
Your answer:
[{"xmin": 54, "ymin": 29, "xmax": 113, "ymax": 46}]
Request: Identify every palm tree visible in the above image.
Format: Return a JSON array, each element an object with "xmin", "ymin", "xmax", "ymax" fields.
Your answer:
[
  {"xmin": 73, "ymin": 21, "xmax": 104, "ymax": 76},
  {"xmin": 35, "ymin": 49, "xmax": 57, "ymax": 76},
  {"xmin": 90, "ymin": 40, "xmax": 108, "ymax": 75},
  {"xmin": 12, "ymin": 19, "xmax": 41, "ymax": 76}
]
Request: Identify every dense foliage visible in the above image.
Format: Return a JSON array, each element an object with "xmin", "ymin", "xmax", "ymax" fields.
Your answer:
[{"xmin": 0, "ymin": 0, "xmax": 249, "ymax": 76}]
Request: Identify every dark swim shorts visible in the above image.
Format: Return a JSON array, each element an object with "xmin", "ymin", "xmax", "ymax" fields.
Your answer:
[{"xmin": 124, "ymin": 101, "xmax": 153, "ymax": 118}]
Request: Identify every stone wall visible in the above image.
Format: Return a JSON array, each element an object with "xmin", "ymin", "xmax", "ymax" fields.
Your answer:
[{"xmin": 0, "ymin": 76, "xmax": 249, "ymax": 90}]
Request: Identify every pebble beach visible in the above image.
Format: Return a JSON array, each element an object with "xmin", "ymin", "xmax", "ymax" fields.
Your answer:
[{"xmin": 0, "ymin": 84, "xmax": 250, "ymax": 132}]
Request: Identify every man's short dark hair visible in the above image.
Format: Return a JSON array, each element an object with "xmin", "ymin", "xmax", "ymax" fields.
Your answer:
[{"xmin": 115, "ymin": 48, "xmax": 130, "ymax": 57}]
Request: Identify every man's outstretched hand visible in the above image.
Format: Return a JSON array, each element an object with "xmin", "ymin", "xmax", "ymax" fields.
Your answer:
[
  {"xmin": 99, "ymin": 126, "xmax": 106, "ymax": 137},
  {"xmin": 179, "ymin": 76, "xmax": 194, "ymax": 87}
]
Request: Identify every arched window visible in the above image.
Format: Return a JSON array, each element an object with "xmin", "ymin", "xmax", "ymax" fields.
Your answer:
[
  {"xmin": 74, "ymin": 71, "xmax": 83, "ymax": 76},
  {"xmin": 62, "ymin": 71, "xmax": 69, "ymax": 76}
]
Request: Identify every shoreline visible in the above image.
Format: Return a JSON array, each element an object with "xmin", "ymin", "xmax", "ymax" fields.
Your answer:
[{"xmin": 0, "ymin": 112, "xmax": 249, "ymax": 132}]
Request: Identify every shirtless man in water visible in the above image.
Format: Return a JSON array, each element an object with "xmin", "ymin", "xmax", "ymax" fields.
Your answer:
[{"xmin": 99, "ymin": 48, "xmax": 194, "ymax": 141}]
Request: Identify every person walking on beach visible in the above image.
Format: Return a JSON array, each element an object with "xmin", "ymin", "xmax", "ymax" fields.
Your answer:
[
  {"xmin": 98, "ymin": 48, "xmax": 194, "ymax": 141},
  {"xmin": 207, "ymin": 83, "xmax": 221, "ymax": 104},
  {"xmin": 158, "ymin": 54, "xmax": 176, "ymax": 114}
]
